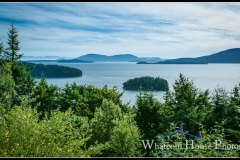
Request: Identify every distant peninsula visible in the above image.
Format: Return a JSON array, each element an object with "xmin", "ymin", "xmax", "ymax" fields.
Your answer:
[
  {"xmin": 22, "ymin": 62, "xmax": 82, "ymax": 78},
  {"xmin": 137, "ymin": 48, "xmax": 240, "ymax": 64}
]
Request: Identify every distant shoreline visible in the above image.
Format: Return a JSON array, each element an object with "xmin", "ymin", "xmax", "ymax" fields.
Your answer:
[{"xmin": 21, "ymin": 60, "xmax": 94, "ymax": 63}]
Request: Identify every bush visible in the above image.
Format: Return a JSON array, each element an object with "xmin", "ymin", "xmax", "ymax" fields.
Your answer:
[{"xmin": 0, "ymin": 97, "xmax": 104, "ymax": 157}]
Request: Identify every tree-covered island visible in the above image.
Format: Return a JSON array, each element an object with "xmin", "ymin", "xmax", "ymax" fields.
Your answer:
[
  {"xmin": 123, "ymin": 76, "xmax": 168, "ymax": 91},
  {"xmin": 22, "ymin": 61, "xmax": 83, "ymax": 78}
]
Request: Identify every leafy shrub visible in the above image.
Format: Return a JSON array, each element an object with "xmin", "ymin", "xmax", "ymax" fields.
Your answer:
[{"xmin": 0, "ymin": 97, "xmax": 104, "ymax": 157}]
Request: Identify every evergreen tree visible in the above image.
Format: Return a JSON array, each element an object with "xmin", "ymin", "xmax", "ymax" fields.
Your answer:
[
  {"xmin": 134, "ymin": 89, "xmax": 172, "ymax": 157},
  {"xmin": 32, "ymin": 75, "xmax": 60, "ymax": 119},
  {"xmin": 4, "ymin": 23, "xmax": 23, "ymax": 62},
  {"xmin": 0, "ymin": 59, "xmax": 15, "ymax": 114},
  {"xmin": 2, "ymin": 24, "xmax": 35, "ymax": 105},
  {"xmin": 164, "ymin": 73, "xmax": 211, "ymax": 134},
  {"xmin": 210, "ymin": 86, "xmax": 240, "ymax": 144},
  {"xmin": 0, "ymin": 39, "xmax": 15, "ymax": 113}
]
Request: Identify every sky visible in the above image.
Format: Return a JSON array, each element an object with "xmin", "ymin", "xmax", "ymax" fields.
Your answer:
[{"xmin": 0, "ymin": 2, "xmax": 240, "ymax": 59}]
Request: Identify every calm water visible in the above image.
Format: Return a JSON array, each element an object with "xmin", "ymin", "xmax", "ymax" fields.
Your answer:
[{"xmin": 34, "ymin": 62, "xmax": 240, "ymax": 106}]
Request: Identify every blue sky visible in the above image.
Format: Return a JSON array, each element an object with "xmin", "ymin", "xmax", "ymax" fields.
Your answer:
[{"xmin": 0, "ymin": 2, "xmax": 240, "ymax": 59}]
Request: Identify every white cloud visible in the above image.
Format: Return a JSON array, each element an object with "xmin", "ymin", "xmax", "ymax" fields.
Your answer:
[{"xmin": 0, "ymin": 2, "xmax": 240, "ymax": 59}]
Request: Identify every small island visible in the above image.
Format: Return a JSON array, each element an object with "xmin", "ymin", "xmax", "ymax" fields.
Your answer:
[
  {"xmin": 123, "ymin": 76, "xmax": 168, "ymax": 91},
  {"xmin": 22, "ymin": 62, "xmax": 82, "ymax": 78}
]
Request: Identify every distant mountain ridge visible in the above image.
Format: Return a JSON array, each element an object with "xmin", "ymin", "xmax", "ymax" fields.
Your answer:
[
  {"xmin": 22, "ymin": 54, "xmax": 161, "ymax": 62},
  {"xmin": 22, "ymin": 48, "xmax": 240, "ymax": 64},
  {"xmin": 154, "ymin": 48, "xmax": 240, "ymax": 64},
  {"xmin": 76, "ymin": 54, "xmax": 138, "ymax": 61},
  {"xmin": 76, "ymin": 53, "xmax": 161, "ymax": 62}
]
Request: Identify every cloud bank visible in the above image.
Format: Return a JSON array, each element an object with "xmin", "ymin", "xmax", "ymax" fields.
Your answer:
[{"xmin": 0, "ymin": 2, "xmax": 240, "ymax": 59}]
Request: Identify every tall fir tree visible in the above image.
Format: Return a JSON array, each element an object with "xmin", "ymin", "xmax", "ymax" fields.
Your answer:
[
  {"xmin": 3, "ymin": 24, "xmax": 36, "ymax": 105},
  {"xmin": 4, "ymin": 23, "xmax": 23, "ymax": 62}
]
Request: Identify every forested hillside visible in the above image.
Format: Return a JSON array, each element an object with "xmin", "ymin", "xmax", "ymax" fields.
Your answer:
[{"xmin": 1, "ymin": 24, "xmax": 240, "ymax": 158}]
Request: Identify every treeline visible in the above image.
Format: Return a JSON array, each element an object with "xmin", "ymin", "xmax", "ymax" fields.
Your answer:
[
  {"xmin": 1, "ymin": 24, "xmax": 240, "ymax": 157},
  {"xmin": 22, "ymin": 62, "xmax": 82, "ymax": 78},
  {"xmin": 123, "ymin": 76, "xmax": 168, "ymax": 91}
]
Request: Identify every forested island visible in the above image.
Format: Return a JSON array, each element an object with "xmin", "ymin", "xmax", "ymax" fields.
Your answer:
[
  {"xmin": 1, "ymin": 24, "xmax": 240, "ymax": 158},
  {"xmin": 123, "ymin": 76, "xmax": 168, "ymax": 91},
  {"xmin": 22, "ymin": 62, "xmax": 82, "ymax": 78}
]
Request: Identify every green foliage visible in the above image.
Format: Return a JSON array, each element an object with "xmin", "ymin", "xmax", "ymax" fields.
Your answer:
[
  {"xmin": 109, "ymin": 112, "xmax": 144, "ymax": 157},
  {"xmin": 0, "ymin": 97, "xmax": 104, "ymax": 157},
  {"xmin": 90, "ymin": 99, "xmax": 123, "ymax": 145},
  {"xmin": 31, "ymin": 75, "xmax": 60, "ymax": 119},
  {"xmin": 123, "ymin": 76, "xmax": 168, "ymax": 91},
  {"xmin": 60, "ymin": 83, "xmax": 128, "ymax": 119},
  {"xmin": 1, "ymin": 24, "xmax": 36, "ymax": 106},
  {"xmin": 22, "ymin": 62, "xmax": 82, "ymax": 78},
  {"xmin": 210, "ymin": 86, "xmax": 240, "ymax": 143},
  {"xmin": 89, "ymin": 99, "xmax": 143, "ymax": 157},
  {"xmin": 135, "ymin": 73, "xmax": 240, "ymax": 157},
  {"xmin": 12, "ymin": 62, "xmax": 36, "ymax": 96},
  {"xmin": 0, "ymin": 62, "xmax": 15, "ymax": 113},
  {"xmin": 231, "ymin": 82, "xmax": 240, "ymax": 105},
  {"xmin": 164, "ymin": 73, "xmax": 212, "ymax": 134},
  {"xmin": 230, "ymin": 84, "xmax": 240, "ymax": 137},
  {"xmin": 134, "ymin": 90, "xmax": 173, "ymax": 156}
]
